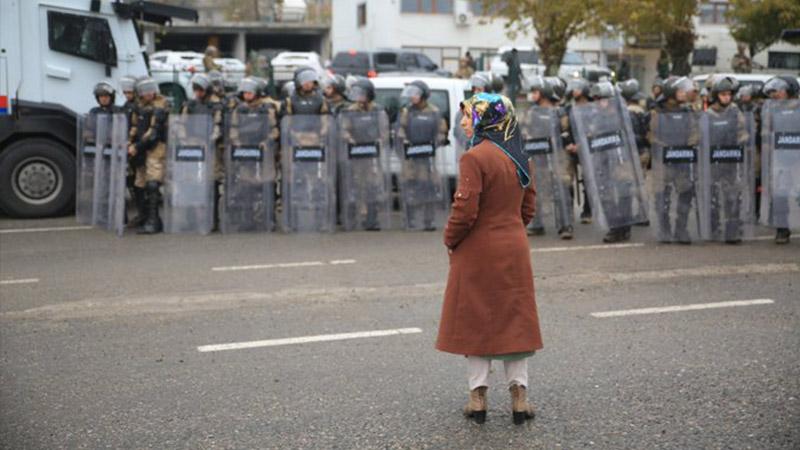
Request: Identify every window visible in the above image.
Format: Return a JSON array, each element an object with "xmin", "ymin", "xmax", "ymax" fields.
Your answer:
[
  {"xmin": 768, "ymin": 52, "xmax": 800, "ymax": 70},
  {"xmin": 692, "ymin": 47, "xmax": 717, "ymax": 66},
  {"xmin": 470, "ymin": 1, "xmax": 503, "ymax": 15},
  {"xmin": 357, "ymin": 3, "xmax": 366, "ymax": 27},
  {"xmin": 47, "ymin": 11, "xmax": 116, "ymax": 65},
  {"xmin": 401, "ymin": 0, "xmax": 453, "ymax": 14},
  {"xmin": 699, "ymin": 2, "xmax": 730, "ymax": 24},
  {"xmin": 417, "ymin": 54, "xmax": 437, "ymax": 69}
]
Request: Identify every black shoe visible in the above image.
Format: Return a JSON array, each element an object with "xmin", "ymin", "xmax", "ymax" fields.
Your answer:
[
  {"xmin": 139, "ymin": 181, "xmax": 163, "ymax": 235},
  {"xmin": 674, "ymin": 228, "xmax": 692, "ymax": 245},
  {"xmin": 775, "ymin": 228, "xmax": 791, "ymax": 245},
  {"xmin": 580, "ymin": 211, "xmax": 592, "ymax": 224},
  {"xmin": 558, "ymin": 226, "xmax": 574, "ymax": 240},
  {"xmin": 527, "ymin": 226, "xmax": 545, "ymax": 236},
  {"xmin": 423, "ymin": 224, "xmax": 437, "ymax": 232}
]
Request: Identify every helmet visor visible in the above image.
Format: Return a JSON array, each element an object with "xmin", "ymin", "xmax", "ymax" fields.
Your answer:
[
  {"xmin": 136, "ymin": 79, "xmax": 158, "ymax": 96},
  {"xmin": 763, "ymin": 77, "xmax": 790, "ymax": 95},
  {"xmin": 347, "ymin": 85, "xmax": 369, "ymax": 102},
  {"xmin": 238, "ymin": 78, "xmax": 259, "ymax": 94},
  {"xmin": 401, "ymin": 85, "xmax": 424, "ymax": 101},
  {"xmin": 296, "ymin": 70, "xmax": 318, "ymax": 86}
]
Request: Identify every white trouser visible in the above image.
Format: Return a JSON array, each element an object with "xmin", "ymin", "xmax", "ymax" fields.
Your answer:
[{"xmin": 467, "ymin": 356, "xmax": 529, "ymax": 391}]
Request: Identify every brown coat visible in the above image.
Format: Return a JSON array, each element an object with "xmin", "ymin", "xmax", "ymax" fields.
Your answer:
[{"xmin": 436, "ymin": 140, "xmax": 543, "ymax": 356}]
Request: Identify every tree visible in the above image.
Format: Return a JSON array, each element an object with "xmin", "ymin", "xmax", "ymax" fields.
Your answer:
[
  {"xmin": 728, "ymin": 0, "xmax": 800, "ymax": 59},
  {"xmin": 603, "ymin": 0, "xmax": 698, "ymax": 76},
  {"xmin": 478, "ymin": 0, "xmax": 601, "ymax": 76}
]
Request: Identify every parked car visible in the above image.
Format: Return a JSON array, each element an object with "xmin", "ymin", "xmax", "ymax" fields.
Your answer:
[
  {"xmin": 490, "ymin": 46, "xmax": 612, "ymax": 89},
  {"xmin": 149, "ymin": 50, "xmax": 245, "ymax": 109},
  {"xmin": 330, "ymin": 49, "xmax": 449, "ymax": 78},
  {"xmin": 370, "ymin": 76, "xmax": 470, "ymax": 182},
  {"xmin": 271, "ymin": 51, "xmax": 326, "ymax": 85}
]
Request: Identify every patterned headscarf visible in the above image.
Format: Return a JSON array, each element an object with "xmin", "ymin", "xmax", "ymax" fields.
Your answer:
[{"xmin": 460, "ymin": 93, "xmax": 530, "ymax": 188}]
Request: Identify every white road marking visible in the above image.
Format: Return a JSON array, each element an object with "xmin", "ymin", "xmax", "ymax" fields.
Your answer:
[
  {"xmin": 533, "ymin": 243, "xmax": 645, "ymax": 253},
  {"xmin": 0, "ymin": 278, "xmax": 40, "ymax": 285},
  {"xmin": 212, "ymin": 261, "xmax": 325, "ymax": 272},
  {"xmin": 197, "ymin": 327, "xmax": 423, "ymax": 352},
  {"xmin": 329, "ymin": 259, "xmax": 357, "ymax": 265},
  {"xmin": 608, "ymin": 263, "xmax": 798, "ymax": 282},
  {"xmin": 744, "ymin": 235, "xmax": 776, "ymax": 241},
  {"xmin": 212, "ymin": 259, "xmax": 357, "ymax": 272},
  {"xmin": 591, "ymin": 299, "xmax": 775, "ymax": 318},
  {"xmin": 0, "ymin": 226, "xmax": 92, "ymax": 234}
]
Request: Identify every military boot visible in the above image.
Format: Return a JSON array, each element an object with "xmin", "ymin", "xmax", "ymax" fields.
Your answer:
[
  {"xmin": 128, "ymin": 187, "xmax": 147, "ymax": 229},
  {"xmin": 509, "ymin": 384, "xmax": 535, "ymax": 425},
  {"xmin": 775, "ymin": 228, "xmax": 790, "ymax": 245},
  {"xmin": 463, "ymin": 386, "xmax": 487, "ymax": 424},
  {"xmin": 139, "ymin": 181, "xmax": 163, "ymax": 234}
]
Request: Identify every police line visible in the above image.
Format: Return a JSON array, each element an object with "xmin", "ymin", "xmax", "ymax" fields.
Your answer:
[{"xmin": 76, "ymin": 99, "xmax": 800, "ymax": 240}]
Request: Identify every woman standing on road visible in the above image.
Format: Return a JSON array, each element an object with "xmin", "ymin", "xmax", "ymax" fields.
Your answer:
[{"xmin": 436, "ymin": 93, "xmax": 543, "ymax": 425}]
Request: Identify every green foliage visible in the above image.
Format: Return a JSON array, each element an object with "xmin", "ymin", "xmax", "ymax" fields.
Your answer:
[
  {"xmin": 728, "ymin": 0, "xmax": 800, "ymax": 56},
  {"xmin": 479, "ymin": 0, "xmax": 601, "ymax": 76}
]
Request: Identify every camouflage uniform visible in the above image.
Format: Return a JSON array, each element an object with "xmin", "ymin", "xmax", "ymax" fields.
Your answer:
[{"xmin": 130, "ymin": 95, "xmax": 170, "ymax": 187}]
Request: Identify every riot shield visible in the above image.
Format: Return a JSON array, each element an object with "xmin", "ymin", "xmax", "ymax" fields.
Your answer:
[
  {"xmin": 164, "ymin": 114, "xmax": 215, "ymax": 234},
  {"xmin": 280, "ymin": 114, "xmax": 337, "ymax": 232},
  {"xmin": 76, "ymin": 113, "xmax": 110, "ymax": 225},
  {"xmin": 336, "ymin": 110, "xmax": 391, "ymax": 231},
  {"xmin": 760, "ymin": 99, "xmax": 800, "ymax": 230},
  {"xmin": 520, "ymin": 106, "xmax": 573, "ymax": 232},
  {"xmin": 105, "ymin": 113, "xmax": 128, "ymax": 236},
  {"xmin": 396, "ymin": 109, "xmax": 449, "ymax": 231},
  {"xmin": 569, "ymin": 95, "xmax": 649, "ymax": 231},
  {"xmin": 698, "ymin": 108, "xmax": 755, "ymax": 242},
  {"xmin": 222, "ymin": 111, "xmax": 276, "ymax": 233},
  {"xmin": 649, "ymin": 109, "xmax": 702, "ymax": 243}
]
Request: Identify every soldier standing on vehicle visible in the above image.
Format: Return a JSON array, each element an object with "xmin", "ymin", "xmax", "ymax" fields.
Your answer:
[
  {"xmin": 731, "ymin": 43, "xmax": 752, "ymax": 74},
  {"xmin": 396, "ymin": 80, "xmax": 449, "ymax": 231},
  {"xmin": 503, "ymin": 48, "xmax": 522, "ymax": 106},
  {"xmin": 128, "ymin": 77, "xmax": 169, "ymax": 234},
  {"xmin": 322, "ymin": 74, "xmax": 351, "ymax": 115},
  {"xmin": 203, "ymin": 45, "xmax": 222, "ymax": 72},
  {"xmin": 180, "ymin": 74, "xmax": 224, "ymax": 230}
]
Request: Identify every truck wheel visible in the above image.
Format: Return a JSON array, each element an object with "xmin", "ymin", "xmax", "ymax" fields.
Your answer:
[{"xmin": 0, "ymin": 138, "xmax": 75, "ymax": 218}]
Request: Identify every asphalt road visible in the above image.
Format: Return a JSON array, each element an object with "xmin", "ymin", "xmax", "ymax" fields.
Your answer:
[{"xmin": 1, "ymin": 217, "xmax": 798, "ymax": 449}]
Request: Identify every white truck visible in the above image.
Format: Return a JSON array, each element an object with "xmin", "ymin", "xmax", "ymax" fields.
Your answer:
[{"xmin": 0, "ymin": 0, "xmax": 196, "ymax": 218}]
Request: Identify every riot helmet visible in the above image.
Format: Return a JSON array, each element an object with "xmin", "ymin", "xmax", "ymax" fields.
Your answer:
[
  {"xmin": 545, "ymin": 77, "xmax": 566, "ymax": 102},
  {"xmin": 190, "ymin": 73, "xmax": 211, "ymax": 97},
  {"xmin": 469, "ymin": 73, "xmax": 491, "ymax": 93},
  {"xmin": 322, "ymin": 74, "xmax": 347, "ymax": 97},
  {"xmin": 119, "ymin": 76, "xmax": 137, "ymax": 94},
  {"xmin": 619, "ymin": 79, "xmax": 641, "ymax": 101},
  {"xmin": 589, "ymin": 80, "xmax": 615, "ymax": 100},
  {"xmin": 135, "ymin": 77, "xmax": 159, "ymax": 97},
  {"xmin": 93, "ymin": 81, "xmax": 116, "ymax": 105},
  {"xmin": 567, "ymin": 77, "xmax": 590, "ymax": 100},
  {"xmin": 347, "ymin": 78, "xmax": 375, "ymax": 103},
  {"xmin": 710, "ymin": 75, "xmax": 739, "ymax": 104}
]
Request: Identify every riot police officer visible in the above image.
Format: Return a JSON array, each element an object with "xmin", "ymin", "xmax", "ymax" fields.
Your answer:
[
  {"xmin": 524, "ymin": 76, "xmax": 574, "ymax": 239},
  {"xmin": 761, "ymin": 76, "xmax": 800, "ymax": 244},
  {"xmin": 396, "ymin": 80, "xmax": 449, "ymax": 231},
  {"xmin": 223, "ymin": 77, "xmax": 280, "ymax": 232},
  {"xmin": 647, "ymin": 77, "xmax": 665, "ymax": 111},
  {"xmin": 181, "ymin": 73, "xmax": 224, "ymax": 230},
  {"xmin": 338, "ymin": 78, "xmax": 390, "ymax": 230},
  {"xmin": 704, "ymin": 75, "xmax": 751, "ymax": 244},
  {"xmin": 118, "ymin": 76, "xmax": 146, "ymax": 226},
  {"xmin": 564, "ymin": 77, "xmax": 593, "ymax": 224},
  {"xmin": 284, "ymin": 67, "xmax": 329, "ymax": 115},
  {"xmin": 207, "ymin": 70, "xmax": 226, "ymax": 99},
  {"xmin": 322, "ymin": 74, "xmax": 351, "ymax": 115},
  {"xmin": 620, "ymin": 79, "xmax": 651, "ymax": 171},
  {"xmin": 128, "ymin": 77, "xmax": 170, "ymax": 234},
  {"xmin": 649, "ymin": 76, "xmax": 701, "ymax": 244}
]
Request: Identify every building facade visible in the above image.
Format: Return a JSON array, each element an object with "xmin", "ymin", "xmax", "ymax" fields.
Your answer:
[{"xmin": 332, "ymin": 0, "xmax": 799, "ymax": 89}]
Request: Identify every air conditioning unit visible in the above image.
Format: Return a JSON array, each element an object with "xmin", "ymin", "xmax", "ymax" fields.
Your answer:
[{"xmin": 454, "ymin": 0, "xmax": 473, "ymax": 27}]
